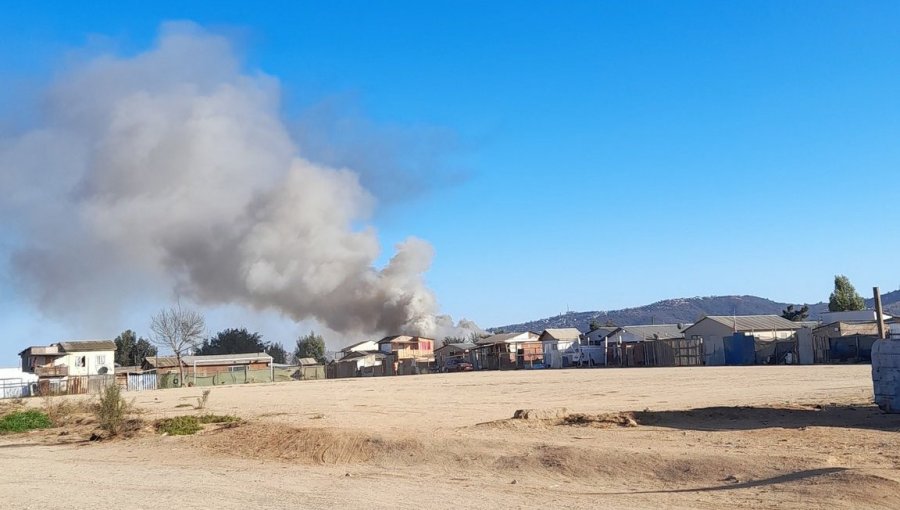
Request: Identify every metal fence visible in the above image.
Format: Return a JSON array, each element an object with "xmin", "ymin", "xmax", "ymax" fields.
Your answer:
[{"xmin": 0, "ymin": 378, "xmax": 32, "ymax": 399}]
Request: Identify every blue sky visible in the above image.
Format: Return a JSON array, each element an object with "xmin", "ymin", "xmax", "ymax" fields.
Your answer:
[{"xmin": 1, "ymin": 2, "xmax": 899, "ymax": 363}]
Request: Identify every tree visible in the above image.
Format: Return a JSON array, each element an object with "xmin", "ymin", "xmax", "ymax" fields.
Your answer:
[
  {"xmin": 196, "ymin": 328, "xmax": 266, "ymax": 356},
  {"xmin": 443, "ymin": 336, "xmax": 467, "ymax": 346},
  {"xmin": 114, "ymin": 330, "xmax": 157, "ymax": 366},
  {"xmin": 149, "ymin": 304, "xmax": 206, "ymax": 387},
  {"xmin": 266, "ymin": 342, "xmax": 288, "ymax": 364},
  {"xmin": 828, "ymin": 275, "xmax": 866, "ymax": 312},
  {"xmin": 294, "ymin": 331, "xmax": 326, "ymax": 364},
  {"xmin": 588, "ymin": 319, "xmax": 602, "ymax": 332},
  {"xmin": 781, "ymin": 304, "xmax": 810, "ymax": 322}
]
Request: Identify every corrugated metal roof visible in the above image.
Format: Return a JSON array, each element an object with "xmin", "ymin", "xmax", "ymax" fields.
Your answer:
[
  {"xmin": 57, "ymin": 340, "xmax": 116, "ymax": 352},
  {"xmin": 540, "ymin": 328, "xmax": 582, "ymax": 341},
  {"xmin": 297, "ymin": 357, "xmax": 322, "ymax": 366},
  {"xmin": 476, "ymin": 332, "xmax": 537, "ymax": 345},
  {"xmin": 697, "ymin": 315, "xmax": 805, "ymax": 332},
  {"xmin": 341, "ymin": 340, "xmax": 376, "ymax": 352},
  {"xmin": 144, "ymin": 352, "xmax": 273, "ymax": 367},
  {"xmin": 614, "ymin": 324, "xmax": 685, "ymax": 341}
]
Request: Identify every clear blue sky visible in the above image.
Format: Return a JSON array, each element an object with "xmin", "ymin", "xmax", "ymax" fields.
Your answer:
[{"xmin": 1, "ymin": 1, "xmax": 899, "ymax": 363}]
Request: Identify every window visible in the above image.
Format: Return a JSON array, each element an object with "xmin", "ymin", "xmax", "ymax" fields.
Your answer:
[
  {"xmin": 96, "ymin": 355, "xmax": 106, "ymax": 365},
  {"xmin": 74, "ymin": 356, "xmax": 86, "ymax": 367},
  {"xmin": 228, "ymin": 365, "xmax": 245, "ymax": 372}
]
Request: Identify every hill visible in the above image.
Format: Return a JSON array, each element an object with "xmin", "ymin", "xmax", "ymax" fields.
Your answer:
[{"xmin": 493, "ymin": 291, "xmax": 900, "ymax": 333}]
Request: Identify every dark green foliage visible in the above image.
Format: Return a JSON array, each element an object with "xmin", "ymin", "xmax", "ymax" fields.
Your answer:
[
  {"xmin": 828, "ymin": 275, "xmax": 866, "ymax": 312},
  {"xmin": 294, "ymin": 331, "xmax": 327, "ymax": 364},
  {"xmin": 781, "ymin": 304, "xmax": 810, "ymax": 322},
  {"xmin": 0, "ymin": 410, "xmax": 52, "ymax": 433},
  {"xmin": 265, "ymin": 342, "xmax": 288, "ymax": 364},
  {"xmin": 197, "ymin": 328, "xmax": 267, "ymax": 356},
  {"xmin": 114, "ymin": 330, "xmax": 157, "ymax": 366}
]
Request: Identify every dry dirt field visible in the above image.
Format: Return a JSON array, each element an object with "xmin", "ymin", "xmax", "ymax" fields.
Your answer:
[{"xmin": 2, "ymin": 364, "xmax": 899, "ymax": 509}]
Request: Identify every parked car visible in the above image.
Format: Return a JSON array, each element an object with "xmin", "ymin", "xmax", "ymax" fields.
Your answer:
[{"xmin": 443, "ymin": 358, "xmax": 474, "ymax": 373}]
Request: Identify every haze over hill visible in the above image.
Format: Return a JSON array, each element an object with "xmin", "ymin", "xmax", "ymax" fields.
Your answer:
[{"xmin": 493, "ymin": 292, "xmax": 900, "ymax": 333}]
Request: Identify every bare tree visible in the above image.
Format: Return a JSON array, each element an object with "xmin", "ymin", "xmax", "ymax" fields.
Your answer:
[{"xmin": 149, "ymin": 304, "xmax": 206, "ymax": 387}]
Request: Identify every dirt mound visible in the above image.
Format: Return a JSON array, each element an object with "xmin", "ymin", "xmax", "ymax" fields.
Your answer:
[
  {"xmin": 197, "ymin": 422, "xmax": 423, "ymax": 465},
  {"xmin": 505, "ymin": 408, "xmax": 639, "ymax": 428}
]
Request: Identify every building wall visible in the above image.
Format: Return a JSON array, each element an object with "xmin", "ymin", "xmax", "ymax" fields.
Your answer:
[{"xmin": 54, "ymin": 350, "xmax": 114, "ymax": 376}]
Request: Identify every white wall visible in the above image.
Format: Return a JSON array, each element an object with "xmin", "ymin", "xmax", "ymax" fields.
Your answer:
[{"xmin": 54, "ymin": 350, "xmax": 114, "ymax": 376}]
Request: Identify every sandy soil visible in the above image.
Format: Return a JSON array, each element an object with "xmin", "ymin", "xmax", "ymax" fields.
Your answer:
[{"xmin": 2, "ymin": 365, "xmax": 899, "ymax": 509}]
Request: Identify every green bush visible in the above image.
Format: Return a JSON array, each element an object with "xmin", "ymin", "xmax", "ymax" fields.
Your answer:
[
  {"xmin": 0, "ymin": 410, "xmax": 53, "ymax": 434},
  {"xmin": 156, "ymin": 415, "xmax": 202, "ymax": 435},
  {"xmin": 94, "ymin": 384, "xmax": 130, "ymax": 436},
  {"xmin": 155, "ymin": 414, "xmax": 239, "ymax": 435}
]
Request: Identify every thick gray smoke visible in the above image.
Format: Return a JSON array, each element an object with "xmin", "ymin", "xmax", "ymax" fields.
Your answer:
[{"xmin": 0, "ymin": 22, "xmax": 473, "ymax": 339}]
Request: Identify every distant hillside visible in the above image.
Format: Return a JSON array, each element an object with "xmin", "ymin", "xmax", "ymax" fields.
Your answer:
[{"xmin": 493, "ymin": 291, "xmax": 900, "ymax": 333}]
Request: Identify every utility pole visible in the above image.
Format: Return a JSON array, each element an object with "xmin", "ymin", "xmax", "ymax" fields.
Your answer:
[{"xmin": 874, "ymin": 287, "xmax": 886, "ymax": 340}]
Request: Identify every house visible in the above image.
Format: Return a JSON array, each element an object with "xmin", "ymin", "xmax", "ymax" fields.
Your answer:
[
  {"xmin": 475, "ymin": 331, "xmax": 541, "ymax": 369},
  {"xmin": 582, "ymin": 327, "xmax": 618, "ymax": 346},
  {"xmin": 812, "ymin": 321, "xmax": 882, "ymax": 363},
  {"xmin": 539, "ymin": 328, "xmax": 582, "ymax": 369},
  {"xmin": 377, "ymin": 335, "xmax": 435, "ymax": 359},
  {"xmin": 333, "ymin": 351, "xmax": 390, "ymax": 378},
  {"xmin": 143, "ymin": 352, "xmax": 274, "ymax": 387},
  {"xmin": 681, "ymin": 315, "xmax": 809, "ymax": 365},
  {"xmin": 433, "ymin": 342, "xmax": 478, "ymax": 370},
  {"xmin": 20, "ymin": 340, "xmax": 116, "ymax": 378}
]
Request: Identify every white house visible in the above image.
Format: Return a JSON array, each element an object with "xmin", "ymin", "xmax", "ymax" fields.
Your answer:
[
  {"xmin": 19, "ymin": 340, "xmax": 116, "ymax": 378},
  {"xmin": 539, "ymin": 328, "xmax": 582, "ymax": 369},
  {"xmin": 339, "ymin": 340, "xmax": 379, "ymax": 357}
]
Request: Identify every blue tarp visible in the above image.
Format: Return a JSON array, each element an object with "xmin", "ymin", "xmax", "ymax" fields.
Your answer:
[{"xmin": 724, "ymin": 333, "xmax": 756, "ymax": 365}]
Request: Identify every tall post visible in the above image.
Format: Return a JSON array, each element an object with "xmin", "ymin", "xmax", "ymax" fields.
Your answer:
[{"xmin": 874, "ymin": 287, "xmax": 886, "ymax": 340}]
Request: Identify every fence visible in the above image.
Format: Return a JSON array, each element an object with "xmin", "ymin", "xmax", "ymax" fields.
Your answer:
[
  {"xmin": 0, "ymin": 378, "xmax": 32, "ymax": 399},
  {"xmin": 35, "ymin": 375, "xmax": 116, "ymax": 396}
]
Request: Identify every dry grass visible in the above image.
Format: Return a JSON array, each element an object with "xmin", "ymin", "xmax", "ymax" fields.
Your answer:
[{"xmin": 198, "ymin": 422, "xmax": 423, "ymax": 465}]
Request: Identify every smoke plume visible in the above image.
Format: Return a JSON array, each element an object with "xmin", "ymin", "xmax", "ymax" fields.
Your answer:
[{"xmin": 0, "ymin": 22, "xmax": 469, "ymax": 338}]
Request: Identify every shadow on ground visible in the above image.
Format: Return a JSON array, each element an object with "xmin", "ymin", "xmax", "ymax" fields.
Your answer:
[
  {"xmin": 599, "ymin": 467, "xmax": 850, "ymax": 495},
  {"xmin": 634, "ymin": 404, "xmax": 900, "ymax": 432}
]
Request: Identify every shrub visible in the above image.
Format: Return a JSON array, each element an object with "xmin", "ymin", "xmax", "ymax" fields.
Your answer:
[
  {"xmin": 0, "ymin": 410, "xmax": 53, "ymax": 434},
  {"xmin": 196, "ymin": 389, "xmax": 211, "ymax": 410},
  {"xmin": 155, "ymin": 414, "xmax": 239, "ymax": 435},
  {"xmin": 94, "ymin": 384, "xmax": 130, "ymax": 436},
  {"xmin": 156, "ymin": 416, "xmax": 202, "ymax": 435}
]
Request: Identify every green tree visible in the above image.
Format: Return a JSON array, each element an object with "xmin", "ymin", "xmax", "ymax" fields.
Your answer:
[
  {"xmin": 294, "ymin": 331, "xmax": 326, "ymax": 364},
  {"xmin": 266, "ymin": 342, "xmax": 288, "ymax": 364},
  {"xmin": 196, "ymin": 328, "xmax": 267, "ymax": 356},
  {"xmin": 114, "ymin": 330, "xmax": 158, "ymax": 366},
  {"xmin": 828, "ymin": 275, "xmax": 866, "ymax": 312},
  {"xmin": 781, "ymin": 304, "xmax": 810, "ymax": 322},
  {"xmin": 588, "ymin": 319, "xmax": 602, "ymax": 332}
]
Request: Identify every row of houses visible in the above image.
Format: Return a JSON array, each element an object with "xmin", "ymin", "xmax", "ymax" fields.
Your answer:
[
  {"xmin": 7, "ymin": 341, "xmax": 326, "ymax": 398},
  {"xmin": 331, "ymin": 311, "xmax": 900, "ymax": 379},
  {"xmin": 5, "ymin": 311, "xmax": 897, "ymax": 394}
]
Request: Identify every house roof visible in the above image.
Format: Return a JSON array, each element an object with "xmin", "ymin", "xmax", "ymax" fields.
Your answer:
[
  {"xmin": 608, "ymin": 324, "xmax": 686, "ymax": 341},
  {"xmin": 144, "ymin": 352, "xmax": 273, "ymax": 368},
  {"xmin": 585, "ymin": 327, "xmax": 617, "ymax": 337},
  {"xmin": 57, "ymin": 340, "xmax": 116, "ymax": 352},
  {"xmin": 297, "ymin": 357, "xmax": 322, "ymax": 366},
  {"xmin": 114, "ymin": 365, "xmax": 142, "ymax": 374},
  {"xmin": 340, "ymin": 340, "xmax": 376, "ymax": 352},
  {"xmin": 434, "ymin": 342, "xmax": 478, "ymax": 353},
  {"xmin": 476, "ymin": 332, "xmax": 537, "ymax": 345},
  {"xmin": 377, "ymin": 335, "xmax": 413, "ymax": 344},
  {"xmin": 540, "ymin": 328, "xmax": 582, "ymax": 342},
  {"xmin": 689, "ymin": 315, "xmax": 805, "ymax": 333}
]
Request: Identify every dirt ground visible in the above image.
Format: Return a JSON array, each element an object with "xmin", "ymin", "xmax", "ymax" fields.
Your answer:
[{"xmin": 2, "ymin": 365, "xmax": 899, "ymax": 509}]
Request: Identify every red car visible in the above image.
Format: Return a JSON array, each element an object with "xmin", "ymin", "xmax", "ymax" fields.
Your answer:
[{"xmin": 444, "ymin": 358, "xmax": 474, "ymax": 372}]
